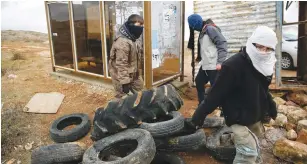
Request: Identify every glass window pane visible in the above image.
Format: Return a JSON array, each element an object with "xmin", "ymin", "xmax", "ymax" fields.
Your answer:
[
  {"xmin": 104, "ymin": 1, "xmax": 144, "ymax": 77},
  {"xmin": 151, "ymin": 2, "xmax": 181, "ymax": 83},
  {"xmin": 72, "ymin": 1, "xmax": 104, "ymax": 75},
  {"xmin": 48, "ymin": 2, "xmax": 74, "ymax": 68}
]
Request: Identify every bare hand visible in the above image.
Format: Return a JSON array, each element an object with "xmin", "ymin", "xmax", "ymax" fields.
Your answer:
[{"xmin": 216, "ymin": 64, "xmax": 222, "ymax": 70}]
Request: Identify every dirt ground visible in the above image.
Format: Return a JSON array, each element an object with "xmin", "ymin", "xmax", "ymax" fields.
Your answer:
[{"xmin": 1, "ymin": 31, "xmax": 222, "ymax": 164}]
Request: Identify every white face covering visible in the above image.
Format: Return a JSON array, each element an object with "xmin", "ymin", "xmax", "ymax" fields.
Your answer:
[{"xmin": 246, "ymin": 26, "xmax": 278, "ymax": 76}]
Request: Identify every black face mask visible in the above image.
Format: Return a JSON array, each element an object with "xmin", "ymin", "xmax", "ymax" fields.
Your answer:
[{"xmin": 126, "ymin": 22, "xmax": 143, "ymax": 39}]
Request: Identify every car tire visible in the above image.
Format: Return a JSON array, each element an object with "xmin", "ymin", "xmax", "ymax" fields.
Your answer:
[
  {"xmin": 155, "ymin": 128, "xmax": 206, "ymax": 152},
  {"xmin": 139, "ymin": 111, "xmax": 185, "ymax": 138},
  {"xmin": 83, "ymin": 129, "xmax": 156, "ymax": 164},
  {"xmin": 281, "ymin": 52, "xmax": 294, "ymax": 70},
  {"xmin": 150, "ymin": 153, "xmax": 186, "ymax": 164},
  {"xmin": 50, "ymin": 113, "xmax": 91, "ymax": 143},
  {"xmin": 31, "ymin": 142, "xmax": 86, "ymax": 164},
  {"xmin": 206, "ymin": 126, "xmax": 236, "ymax": 162}
]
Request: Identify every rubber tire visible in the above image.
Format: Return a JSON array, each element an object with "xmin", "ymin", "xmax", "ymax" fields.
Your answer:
[
  {"xmin": 90, "ymin": 121, "xmax": 110, "ymax": 141},
  {"xmin": 83, "ymin": 129, "xmax": 156, "ymax": 164},
  {"xmin": 150, "ymin": 153, "xmax": 186, "ymax": 164},
  {"xmin": 165, "ymin": 84, "xmax": 184, "ymax": 110},
  {"xmin": 50, "ymin": 113, "xmax": 91, "ymax": 143},
  {"xmin": 139, "ymin": 111, "xmax": 185, "ymax": 137},
  {"xmin": 206, "ymin": 126, "xmax": 236, "ymax": 162},
  {"xmin": 281, "ymin": 52, "xmax": 294, "ymax": 70},
  {"xmin": 31, "ymin": 142, "xmax": 86, "ymax": 164},
  {"xmin": 155, "ymin": 128, "xmax": 206, "ymax": 152}
]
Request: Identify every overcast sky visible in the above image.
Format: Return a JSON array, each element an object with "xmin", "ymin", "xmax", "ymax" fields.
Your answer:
[{"xmin": 1, "ymin": 1, "xmax": 298, "ymax": 39}]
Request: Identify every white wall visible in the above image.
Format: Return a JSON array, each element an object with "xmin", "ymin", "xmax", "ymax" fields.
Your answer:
[
  {"xmin": 1, "ymin": 1, "xmax": 48, "ymax": 33},
  {"xmin": 184, "ymin": 1, "xmax": 193, "ymax": 41}
]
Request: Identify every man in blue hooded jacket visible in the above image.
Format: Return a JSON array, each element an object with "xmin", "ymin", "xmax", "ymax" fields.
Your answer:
[{"xmin": 188, "ymin": 14, "xmax": 228, "ymax": 104}]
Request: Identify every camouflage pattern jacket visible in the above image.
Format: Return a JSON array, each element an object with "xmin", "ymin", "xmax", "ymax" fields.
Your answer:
[{"xmin": 109, "ymin": 36, "xmax": 143, "ymax": 85}]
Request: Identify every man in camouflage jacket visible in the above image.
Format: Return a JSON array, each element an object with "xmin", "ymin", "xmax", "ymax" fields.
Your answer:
[{"xmin": 109, "ymin": 14, "xmax": 144, "ymax": 98}]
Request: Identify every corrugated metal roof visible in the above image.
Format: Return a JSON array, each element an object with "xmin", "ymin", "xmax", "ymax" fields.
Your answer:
[{"xmin": 192, "ymin": 1, "xmax": 277, "ymax": 79}]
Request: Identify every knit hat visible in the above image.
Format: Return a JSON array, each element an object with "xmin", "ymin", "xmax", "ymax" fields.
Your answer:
[{"xmin": 188, "ymin": 14, "xmax": 203, "ymax": 31}]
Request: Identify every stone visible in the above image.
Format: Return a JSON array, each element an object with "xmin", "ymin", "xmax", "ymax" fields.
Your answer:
[
  {"xmin": 202, "ymin": 117, "xmax": 225, "ymax": 128},
  {"xmin": 304, "ymin": 106, "xmax": 307, "ymax": 111},
  {"xmin": 285, "ymin": 101, "xmax": 299, "ymax": 107},
  {"xmin": 285, "ymin": 122, "xmax": 296, "ymax": 131},
  {"xmin": 273, "ymin": 138, "xmax": 307, "ymax": 163},
  {"xmin": 296, "ymin": 129, "xmax": 307, "ymax": 144},
  {"xmin": 287, "ymin": 109, "xmax": 307, "ymax": 124},
  {"xmin": 286, "ymin": 129, "xmax": 297, "ymax": 140},
  {"xmin": 265, "ymin": 128, "xmax": 287, "ymax": 144},
  {"xmin": 287, "ymin": 91, "xmax": 307, "ymax": 107},
  {"xmin": 264, "ymin": 126, "xmax": 275, "ymax": 132},
  {"xmin": 297, "ymin": 120, "xmax": 307, "ymax": 132},
  {"xmin": 273, "ymin": 97, "xmax": 286, "ymax": 105},
  {"xmin": 274, "ymin": 113, "xmax": 287, "ymax": 127},
  {"xmin": 277, "ymin": 105, "xmax": 301, "ymax": 116}
]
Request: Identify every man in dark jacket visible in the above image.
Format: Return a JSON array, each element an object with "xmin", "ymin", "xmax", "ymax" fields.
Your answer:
[
  {"xmin": 186, "ymin": 26, "xmax": 278, "ymax": 163},
  {"xmin": 188, "ymin": 14, "xmax": 227, "ymax": 104}
]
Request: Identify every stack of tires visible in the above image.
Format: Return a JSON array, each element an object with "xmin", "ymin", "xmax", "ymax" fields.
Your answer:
[{"xmin": 31, "ymin": 84, "xmax": 235, "ymax": 164}]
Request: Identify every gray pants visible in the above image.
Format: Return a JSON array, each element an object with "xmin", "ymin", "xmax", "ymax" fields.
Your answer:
[{"xmin": 231, "ymin": 122, "xmax": 264, "ymax": 164}]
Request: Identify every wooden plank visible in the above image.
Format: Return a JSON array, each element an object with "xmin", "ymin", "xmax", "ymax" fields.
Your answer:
[{"xmin": 24, "ymin": 92, "xmax": 65, "ymax": 114}]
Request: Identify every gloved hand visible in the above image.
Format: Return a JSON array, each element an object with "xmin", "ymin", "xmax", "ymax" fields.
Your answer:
[
  {"xmin": 122, "ymin": 84, "xmax": 130, "ymax": 94},
  {"xmin": 185, "ymin": 118, "xmax": 199, "ymax": 130}
]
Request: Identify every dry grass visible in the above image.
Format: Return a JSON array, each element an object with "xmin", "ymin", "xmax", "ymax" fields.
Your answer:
[
  {"xmin": 1, "ymin": 30, "xmax": 48, "ymax": 43},
  {"xmin": 11, "ymin": 51, "xmax": 26, "ymax": 61}
]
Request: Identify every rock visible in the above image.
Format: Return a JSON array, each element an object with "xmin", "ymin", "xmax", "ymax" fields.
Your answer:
[
  {"xmin": 264, "ymin": 126, "xmax": 275, "ymax": 132},
  {"xmin": 273, "ymin": 138, "xmax": 307, "ymax": 163},
  {"xmin": 24, "ymin": 141, "xmax": 34, "ymax": 150},
  {"xmin": 17, "ymin": 161, "xmax": 21, "ymax": 164},
  {"xmin": 287, "ymin": 91, "xmax": 307, "ymax": 107},
  {"xmin": 6, "ymin": 159, "xmax": 16, "ymax": 164},
  {"xmin": 285, "ymin": 122, "xmax": 296, "ymax": 131},
  {"xmin": 287, "ymin": 109, "xmax": 307, "ymax": 124},
  {"xmin": 286, "ymin": 129, "xmax": 297, "ymax": 140},
  {"xmin": 274, "ymin": 113, "xmax": 287, "ymax": 127},
  {"xmin": 297, "ymin": 129, "xmax": 307, "ymax": 144},
  {"xmin": 297, "ymin": 120, "xmax": 307, "ymax": 132},
  {"xmin": 202, "ymin": 117, "xmax": 225, "ymax": 128},
  {"xmin": 265, "ymin": 128, "xmax": 287, "ymax": 144},
  {"xmin": 277, "ymin": 105, "xmax": 301, "ymax": 115},
  {"xmin": 304, "ymin": 106, "xmax": 307, "ymax": 111},
  {"xmin": 274, "ymin": 97, "xmax": 286, "ymax": 105},
  {"xmin": 8, "ymin": 74, "xmax": 17, "ymax": 79},
  {"xmin": 285, "ymin": 101, "xmax": 299, "ymax": 107}
]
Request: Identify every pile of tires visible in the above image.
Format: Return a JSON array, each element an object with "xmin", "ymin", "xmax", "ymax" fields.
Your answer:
[
  {"xmin": 91, "ymin": 84, "xmax": 184, "ymax": 141},
  {"xmin": 31, "ymin": 84, "xmax": 233, "ymax": 164}
]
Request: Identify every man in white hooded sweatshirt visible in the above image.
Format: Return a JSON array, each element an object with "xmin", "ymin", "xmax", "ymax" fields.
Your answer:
[{"xmin": 186, "ymin": 26, "xmax": 278, "ymax": 163}]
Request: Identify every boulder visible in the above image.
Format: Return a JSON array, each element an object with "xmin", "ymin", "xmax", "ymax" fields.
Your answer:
[
  {"xmin": 287, "ymin": 91, "xmax": 307, "ymax": 107},
  {"xmin": 287, "ymin": 109, "xmax": 307, "ymax": 124},
  {"xmin": 273, "ymin": 138, "xmax": 307, "ymax": 163},
  {"xmin": 277, "ymin": 105, "xmax": 301, "ymax": 116},
  {"xmin": 286, "ymin": 129, "xmax": 297, "ymax": 140},
  {"xmin": 265, "ymin": 128, "xmax": 287, "ymax": 144},
  {"xmin": 273, "ymin": 97, "xmax": 286, "ymax": 106},
  {"xmin": 285, "ymin": 101, "xmax": 299, "ymax": 107},
  {"xmin": 274, "ymin": 113, "xmax": 287, "ymax": 127},
  {"xmin": 297, "ymin": 120, "xmax": 307, "ymax": 132},
  {"xmin": 284, "ymin": 122, "xmax": 296, "ymax": 131},
  {"xmin": 296, "ymin": 129, "xmax": 307, "ymax": 144}
]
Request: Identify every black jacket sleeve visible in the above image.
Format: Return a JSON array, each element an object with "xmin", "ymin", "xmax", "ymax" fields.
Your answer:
[
  {"xmin": 267, "ymin": 92, "xmax": 277, "ymax": 119},
  {"xmin": 191, "ymin": 65, "xmax": 237, "ymax": 126}
]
